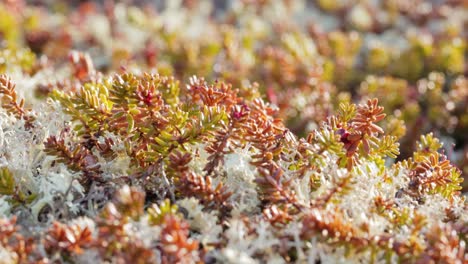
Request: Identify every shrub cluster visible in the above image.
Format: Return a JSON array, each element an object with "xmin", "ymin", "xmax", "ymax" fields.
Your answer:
[{"xmin": 0, "ymin": 1, "xmax": 466, "ymax": 263}]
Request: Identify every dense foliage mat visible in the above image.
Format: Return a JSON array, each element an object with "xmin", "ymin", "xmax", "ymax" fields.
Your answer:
[{"xmin": 0, "ymin": 1, "xmax": 466, "ymax": 263}]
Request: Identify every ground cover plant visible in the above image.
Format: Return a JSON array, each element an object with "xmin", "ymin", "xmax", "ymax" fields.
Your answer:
[{"xmin": 0, "ymin": 0, "xmax": 466, "ymax": 263}]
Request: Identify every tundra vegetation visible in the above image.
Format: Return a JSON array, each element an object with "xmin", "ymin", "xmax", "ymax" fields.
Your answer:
[{"xmin": 0, "ymin": 1, "xmax": 466, "ymax": 263}]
